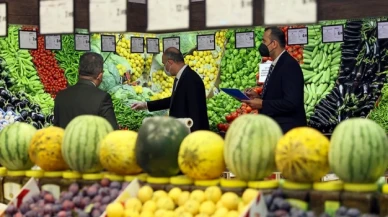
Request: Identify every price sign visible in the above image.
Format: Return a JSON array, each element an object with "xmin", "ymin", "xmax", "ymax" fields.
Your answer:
[
  {"xmin": 45, "ymin": 35, "xmax": 62, "ymax": 50},
  {"xmin": 131, "ymin": 37, "xmax": 144, "ymax": 53},
  {"xmin": 206, "ymin": 0, "xmax": 253, "ymax": 27},
  {"xmin": 322, "ymin": 25, "xmax": 344, "ymax": 43},
  {"xmin": 264, "ymin": 0, "xmax": 317, "ymax": 25},
  {"xmin": 75, "ymin": 34, "xmax": 91, "ymax": 51},
  {"xmin": 259, "ymin": 63, "xmax": 272, "ymax": 83},
  {"xmin": 163, "ymin": 37, "xmax": 180, "ymax": 51},
  {"xmin": 287, "ymin": 28, "xmax": 308, "ymax": 45},
  {"xmin": 89, "ymin": 0, "xmax": 127, "ymax": 33},
  {"xmin": 197, "ymin": 34, "xmax": 215, "ymax": 51},
  {"xmin": 235, "ymin": 32, "xmax": 254, "ymax": 49},
  {"xmin": 147, "ymin": 0, "xmax": 189, "ymax": 31},
  {"xmin": 146, "ymin": 38, "xmax": 159, "ymax": 54},
  {"xmin": 101, "ymin": 35, "xmax": 116, "ymax": 52},
  {"xmin": 19, "ymin": 30, "xmax": 38, "ymax": 50},
  {"xmin": 39, "ymin": 0, "xmax": 74, "ymax": 34},
  {"xmin": 0, "ymin": 3, "xmax": 7, "ymax": 37},
  {"xmin": 378, "ymin": 22, "xmax": 388, "ymax": 40}
]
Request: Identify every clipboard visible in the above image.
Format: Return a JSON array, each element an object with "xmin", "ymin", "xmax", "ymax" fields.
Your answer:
[{"xmin": 220, "ymin": 88, "xmax": 250, "ymax": 100}]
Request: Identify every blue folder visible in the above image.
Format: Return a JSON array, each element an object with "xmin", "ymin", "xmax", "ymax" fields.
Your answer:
[{"xmin": 220, "ymin": 88, "xmax": 250, "ymax": 100}]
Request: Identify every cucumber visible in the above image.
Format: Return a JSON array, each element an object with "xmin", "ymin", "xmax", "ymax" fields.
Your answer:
[
  {"xmin": 312, "ymin": 46, "xmax": 319, "ymax": 57},
  {"xmin": 303, "ymin": 53, "xmax": 312, "ymax": 60},
  {"xmin": 303, "ymin": 50, "xmax": 313, "ymax": 56},
  {"xmin": 332, "ymin": 51, "xmax": 342, "ymax": 59},
  {"xmin": 312, "ymin": 72, "xmax": 323, "ymax": 83},
  {"xmin": 318, "ymin": 53, "xmax": 327, "ymax": 70},
  {"xmin": 304, "ymin": 73, "xmax": 315, "ymax": 82},
  {"xmin": 331, "ymin": 57, "xmax": 341, "ymax": 66},
  {"xmin": 301, "ymin": 64, "xmax": 312, "ymax": 70},
  {"xmin": 303, "ymin": 59, "xmax": 312, "ymax": 64}
]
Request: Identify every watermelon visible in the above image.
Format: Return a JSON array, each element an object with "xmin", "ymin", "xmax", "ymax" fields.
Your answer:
[
  {"xmin": 0, "ymin": 122, "xmax": 37, "ymax": 170},
  {"xmin": 135, "ymin": 116, "xmax": 189, "ymax": 177},
  {"xmin": 62, "ymin": 115, "xmax": 113, "ymax": 173},
  {"xmin": 275, "ymin": 127, "xmax": 330, "ymax": 182},
  {"xmin": 224, "ymin": 114, "xmax": 283, "ymax": 181},
  {"xmin": 330, "ymin": 118, "xmax": 388, "ymax": 183}
]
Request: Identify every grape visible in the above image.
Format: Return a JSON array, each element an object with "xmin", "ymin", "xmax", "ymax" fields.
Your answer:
[
  {"xmin": 98, "ymin": 187, "xmax": 110, "ymax": 196},
  {"xmin": 319, "ymin": 213, "xmax": 330, "ymax": 217},
  {"xmin": 267, "ymin": 212, "xmax": 276, "ymax": 217},
  {"xmin": 336, "ymin": 206, "xmax": 347, "ymax": 216},
  {"xmin": 69, "ymin": 183, "xmax": 80, "ymax": 193},
  {"xmin": 53, "ymin": 204, "xmax": 62, "ymax": 212},
  {"xmin": 62, "ymin": 200, "xmax": 75, "ymax": 210},
  {"xmin": 100, "ymin": 178, "xmax": 110, "ymax": 187},
  {"xmin": 92, "ymin": 195, "xmax": 103, "ymax": 203},
  {"xmin": 278, "ymin": 200, "xmax": 291, "ymax": 211},
  {"xmin": 40, "ymin": 190, "xmax": 50, "ymax": 197},
  {"xmin": 346, "ymin": 208, "xmax": 361, "ymax": 217},
  {"xmin": 306, "ymin": 211, "xmax": 316, "ymax": 217},
  {"xmin": 5, "ymin": 204, "xmax": 17, "ymax": 215},
  {"xmin": 265, "ymin": 195, "xmax": 274, "ymax": 207},
  {"xmin": 37, "ymin": 199, "xmax": 45, "ymax": 207},
  {"xmin": 81, "ymin": 197, "xmax": 91, "ymax": 208},
  {"xmin": 76, "ymin": 210, "xmax": 89, "ymax": 217},
  {"xmin": 110, "ymin": 188, "xmax": 120, "ymax": 199},
  {"xmin": 24, "ymin": 198, "xmax": 34, "ymax": 206},
  {"xmin": 100, "ymin": 204, "xmax": 107, "ymax": 213},
  {"xmin": 57, "ymin": 211, "xmax": 67, "ymax": 217},
  {"xmin": 272, "ymin": 189, "xmax": 285, "ymax": 198},
  {"xmin": 101, "ymin": 195, "xmax": 112, "ymax": 204},
  {"xmin": 44, "ymin": 193, "xmax": 55, "ymax": 203},
  {"xmin": 19, "ymin": 203, "xmax": 30, "ymax": 214},
  {"xmin": 43, "ymin": 215, "xmax": 51, "ymax": 217},
  {"xmin": 24, "ymin": 210, "xmax": 38, "ymax": 217},
  {"xmin": 31, "ymin": 194, "xmax": 40, "ymax": 202},
  {"xmin": 109, "ymin": 181, "xmax": 121, "ymax": 189},
  {"xmin": 91, "ymin": 209, "xmax": 102, "ymax": 217},
  {"xmin": 274, "ymin": 210, "xmax": 288, "ymax": 216},
  {"xmin": 92, "ymin": 183, "xmax": 100, "ymax": 188},
  {"xmin": 60, "ymin": 192, "xmax": 74, "ymax": 201},
  {"xmin": 72, "ymin": 196, "xmax": 82, "ymax": 207},
  {"xmin": 43, "ymin": 204, "xmax": 53, "ymax": 214},
  {"xmin": 121, "ymin": 182, "xmax": 129, "ymax": 190},
  {"xmin": 87, "ymin": 186, "xmax": 98, "ymax": 197},
  {"xmin": 13, "ymin": 212, "xmax": 22, "ymax": 217}
]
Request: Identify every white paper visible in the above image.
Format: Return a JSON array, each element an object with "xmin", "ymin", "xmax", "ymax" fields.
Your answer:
[
  {"xmin": 378, "ymin": 22, "xmax": 388, "ymax": 40},
  {"xmin": 235, "ymin": 32, "xmax": 254, "ymax": 48},
  {"xmin": 146, "ymin": 38, "xmax": 159, "ymax": 53},
  {"xmin": 45, "ymin": 35, "xmax": 61, "ymax": 50},
  {"xmin": 197, "ymin": 34, "xmax": 215, "ymax": 51},
  {"xmin": 128, "ymin": 0, "xmax": 146, "ymax": 3},
  {"xmin": 0, "ymin": 3, "xmax": 6, "ymax": 37},
  {"xmin": 264, "ymin": 0, "xmax": 317, "ymax": 25},
  {"xmin": 90, "ymin": 0, "xmax": 127, "ymax": 33},
  {"xmin": 206, "ymin": 0, "xmax": 252, "ymax": 27},
  {"xmin": 259, "ymin": 63, "xmax": 271, "ymax": 83},
  {"xmin": 288, "ymin": 28, "xmax": 308, "ymax": 45},
  {"xmin": 19, "ymin": 31, "xmax": 37, "ymax": 49},
  {"xmin": 147, "ymin": 0, "xmax": 189, "ymax": 31},
  {"xmin": 163, "ymin": 37, "xmax": 180, "ymax": 51},
  {"xmin": 39, "ymin": 0, "xmax": 74, "ymax": 34},
  {"xmin": 75, "ymin": 34, "xmax": 90, "ymax": 51},
  {"xmin": 130, "ymin": 37, "xmax": 144, "ymax": 53},
  {"xmin": 101, "ymin": 35, "xmax": 116, "ymax": 52},
  {"xmin": 322, "ymin": 25, "xmax": 343, "ymax": 43}
]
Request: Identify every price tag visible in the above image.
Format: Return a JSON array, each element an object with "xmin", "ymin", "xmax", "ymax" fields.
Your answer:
[
  {"xmin": 45, "ymin": 35, "xmax": 62, "ymax": 50},
  {"xmin": 287, "ymin": 28, "xmax": 308, "ymax": 45},
  {"xmin": 39, "ymin": 0, "xmax": 74, "ymax": 34},
  {"xmin": 101, "ymin": 35, "xmax": 116, "ymax": 52},
  {"xmin": 131, "ymin": 37, "xmax": 144, "ymax": 53},
  {"xmin": 163, "ymin": 37, "xmax": 180, "ymax": 51},
  {"xmin": 235, "ymin": 31, "xmax": 254, "ymax": 49},
  {"xmin": 197, "ymin": 34, "xmax": 215, "ymax": 51},
  {"xmin": 0, "ymin": 3, "xmax": 7, "ymax": 37},
  {"xmin": 206, "ymin": 0, "xmax": 253, "ymax": 27},
  {"xmin": 128, "ymin": 0, "xmax": 146, "ymax": 3},
  {"xmin": 259, "ymin": 63, "xmax": 271, "ymax": 83},
  {"xmin": 322, "ymin": 25, "xmax": 344, "ymax": 43},
  {"xmin": 378, "ymin": 22, "xmax": 388, "ymax": 40},
  {"xmin": 147, "ymin": 0, "xmax": 189, "ymax": 31},
  {"xmin": 146, "ymin": 38, "xmax": 160, "ymax": 54},
  {"xmin": 75, "ymin": 34, "xmax": 90, "ymax": 51},
  {"xmin": 19, "ymin": 30, "xmax": 38, "ymax": 50},
  {"xmin": 9, "ymin": 178, "xmax": 40, "ymax": 208},
  {"xmin": 264, "ymin": 0, "xmax": 317, "ymax": 25},
  {"xmin": 89, "ymin": 0, "xmax": 127, "ymax": 33}
]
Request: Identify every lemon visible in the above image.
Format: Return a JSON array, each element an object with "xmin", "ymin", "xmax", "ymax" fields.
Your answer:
[
  {"xmin": 138, "ymin": 186, "xmax": 154, "ymax": 203},
  {"xmin": 177, "ymin": 191, "xmax": 191, "ymax": 206},
  {"xmin": 143, "ymin": 200, "xmax": 157, "ymax": 212},
  {"xmin": 195, "ymin": 214, "xmax": 209, "ymax": 217},
  {"xmin": 199, "ymin": 201, "xmax": 216, "ymax": 215},
  {"xmin": 221, "ymin": 192, "xmax": 239, "ymax": 210},
  {"xmin": 106, "ymin": 202, "xmax": 124, "ymax": 217},
  {"xmin": 154, "ymin": 209, "xmax": 166, "ymax": 217},
  {"xmin": 226, "ymin": 210, "xmax": 239, "ymax": 217},
  {"xmin": 162, "ymin": 210, "xmax": 177, "ymax": 217},
  {"xmin": 181, "ymin": 212, "xmax": 194, "ymax": 217},
  {"xmin": 124, "ymin": 209, "xmax": 140, "ymax": 217},
  {"xmin": 214, "ymin": 207, "xmax": 229, "ymax": 216},
  {"xmin": 204, "ymin": 186, "xmax": 222, "ymax": 203},
  {"xmin": 125, "ymin": 198, "xmax": 142, "ymax": 212},
  {"xmin": 215, "ymin": 200, "xmax": 223, "ymax": 209},
  {"xmin": 184, "ymin": 200, "xmax": 200, "ymax": 215},
  {"xmin": 238, "ymin": 201, "xmax": 247, "ymax": 213},
  {"xmin": 140, "ymin": 210, "xmax": 154, "ymax": 217},
  {"xmin": 168, "ymin": 187, "xmax": 182, "ymax": 203},
  {"xmin": 153, "ymin": 190, "xmax": 168, "ymax": 201},
  {"xmin": 156, "ymin": 197, "xmax": 175, "ymax": 210},
  {"xmin": 190, "ymin": 190, "xmax": 206, "ymax": 203},
  {"xmin": 175, "ymin": 206, "xmax": 186, "ymax": 215},
  {"xmin": 242, "ymin": 189, "xmax": 258, "ymax": 205}
]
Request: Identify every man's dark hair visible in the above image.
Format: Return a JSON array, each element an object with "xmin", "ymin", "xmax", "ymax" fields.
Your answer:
[
  {"xmin": 265, "ymin": 27, "xmax": 286, "ymax": 48},
  {"xmin": 164, "ymin": 47, "xmax": 185, "ymax": 63},
  {"xmin": 79, "ymin": 52, "xmax": 104, "ymax": 77}
]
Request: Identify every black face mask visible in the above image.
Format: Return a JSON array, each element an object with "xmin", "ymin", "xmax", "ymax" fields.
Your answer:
[{"xmin": 258, "ymin": 41, "xmax": 273, "ymax": 57}]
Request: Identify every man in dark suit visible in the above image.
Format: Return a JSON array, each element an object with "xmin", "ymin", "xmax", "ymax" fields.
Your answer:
[
  {"xmin": 131, "ymin": 47, "xmax": 209, "ymax": 132},
  {"xmin": 53, "ymin": 52, "xmax": 119, "ymax": 130},
  {"xmin": 242, "ymin": 27, "xmax": 306, "ymax": 133}
]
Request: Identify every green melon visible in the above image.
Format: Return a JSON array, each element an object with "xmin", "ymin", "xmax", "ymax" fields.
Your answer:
[
  {"xmin": 330, "ymin": 118, "xmax": 388, "ymax": 183},
  {"xmin": 135, "ymin": 116, "xmax": 189, "ymax": 177},
  {"xmin": 62, "ymin": 115, "xmax": 113, "ymax": 173},
  {"xmin": 224, "ymin": 114, "xmax": 283, "ymax": 181},
  {"xmin": 0, "ymin": 122, "xmax": 37, "ymax": 170}
]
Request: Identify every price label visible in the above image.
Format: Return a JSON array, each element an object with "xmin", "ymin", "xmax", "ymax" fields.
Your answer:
[
  {"xmin": 45, "ymin": 35, "xmax": 62, "ymax": 50},
  {"xmin": 101, "ymin": 35, "xmax": 116, "ymax": 52},
  {"xmin": 163, "ymin": 37, "xmax": 180, "ymax": 51},
  {"xmin": 39, "ymin": 0, "xmax": 74, "ymax": 34},
  {"xmin": 147, "ymin": 0, "xmax": 189, "ymax": 31},
  {"xmin": 322, "ymin": 25, "xmax": 344, "ymax": 43},
  {"xmin": 264, "ymin": 0, "xmax": 317, "ymax": 25},
  {"xmin": 287, "ymin": 28, "xmax": 308, "ymax": 45},
  {"xmin": 206, "ymin": 0, "xmax": 253, "ymax": 27},
  {"xmin": 75, "ymin": 34, "xmax": 90, "ymax": 51},
  {"xmin": 259, "ymin": 63, "xmax": 272, "ymax": 83},
  {"xmin": 19, "ymin": 30, "xmax": 38, "ymax": 50},
  {"xmin": 0, "ymin": 3, "xmax": 7, "ymax": 37},
  {"xmin": 197, "ymin": 34, "xmax": 215, "ymax": 51},
  {"xmin": 131, "ymin": 37, "xmax": 144, "ymax": 53},
  {"xmin": 235, "ymin": 32, "xmax": 254, "ymax": 49},
  {"xmin": 378, "ymin": 22, "xmax": 388, "ymax": 39},
  {"xmin": 146, "ymin": 38, "xmax": 159, "ymax": 54},
  {"xmin": 128, "ymin": 0, "xmax": 146, "ymax": 3},
  {"xmin": 89, "ymin": 0, "xmax": 127, "ymax": 33}
]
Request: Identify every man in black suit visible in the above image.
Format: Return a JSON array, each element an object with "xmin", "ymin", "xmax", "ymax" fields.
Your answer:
[
  {"xmin": 53, "ymin": 52, "xmax": 119, "ymax": 130},
  {"xmin": 242, "ymin": 27, "xmax": 307, "ymax": 133},
  {"xmin": 131, "ymin": 47, "xmax": 209, "ymax": 132}
]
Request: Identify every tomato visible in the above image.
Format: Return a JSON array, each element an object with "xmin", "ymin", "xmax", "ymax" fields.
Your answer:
[
  {"xmin": 287, "ymin": 47, "xmax": 293, "ymax": 53},
  {"xmin": 217, "ymin": 123, "xmax": 224, "ymax": 131},
  {"xmin": 231, "ymin": 112, "xmax": 238, "ymax": 120},
  {"xmin": 224, "ymin": 124, "xmax": 230, "ymax": 131},
  {"xmin": 246, "ymin": 106, "xmax": 252, "ymax": 113},
  {"xmin": 225, "ymin": 115, "xmax": 233, "ymax": 123},
  {"xmin": 297, "ymin": 54, "xmax": 302, "ymax": 60},
  {"xmin": 242, "ymin": 103, "xmax": 248, "ymax": 107},
  {"xmin": 236, "ymin": 108, "xmax": 242, "ymax": 114}
]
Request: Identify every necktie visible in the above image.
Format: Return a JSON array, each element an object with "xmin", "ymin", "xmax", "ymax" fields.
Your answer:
[
  {"xmin": 261, "ymin": 64, "xmax": 274, "ymax": 96},
  {"xmin": 172, "ymin": 78, "xmax": 178, "ymax": 92}
]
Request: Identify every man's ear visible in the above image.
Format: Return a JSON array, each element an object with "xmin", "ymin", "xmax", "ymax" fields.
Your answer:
[{"xmin": 97, "ymin": 72, "xmax": 103, "ymax": 80}]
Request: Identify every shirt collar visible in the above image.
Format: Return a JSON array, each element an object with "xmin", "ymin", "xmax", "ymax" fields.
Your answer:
[
  {"xmin": 175, "ymin": 65, "xmax": 187, "ymax": 80},
  {"xmin": 272, "ymin": 50, "xmax": 286, "ymax": 67}
]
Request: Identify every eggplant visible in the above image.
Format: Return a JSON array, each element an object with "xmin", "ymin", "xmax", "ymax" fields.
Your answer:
[
  {"xmin": 344, "ymin": 34, "xmax": 362, "ymax": 40},
  {"xmin": 19, "ymin": 110, "xmax": 29, "ymax": 120},
  {"xmin": 31, "ymin": 122, "xmax": 39, "ymax": 129},
  {"xmin": 30, "ymin": 104, "xmax": 41, "ymax": 111},
  {"xmin": 10, "ymin": 96, "xmax": 20, "ymax": 105},
  {"xmin": 4, "ymin": 104, "xmax": 14, "ymax": 111},
  {"xmin": 0, "ymin": 89, "xmax": 10, "ymax": 100},
  {"xmin": 344, "ymin": 29, "xmax": 361, "ymax": 36}
]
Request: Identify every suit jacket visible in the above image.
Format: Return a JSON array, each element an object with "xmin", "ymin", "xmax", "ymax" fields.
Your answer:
[
  {"xmin": 53, "ymin": 79, "xmax": 119, "ymax": 130},
  {"xmin": 261, "ymin": 51, "xmax": 307, "ymax": 133},
  {"xmin": 147, "ymin": 67, "xmax": 209, "ymax": 132}
]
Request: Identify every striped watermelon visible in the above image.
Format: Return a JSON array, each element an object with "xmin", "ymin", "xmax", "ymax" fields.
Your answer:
[
  {"xmin": 224, "ymin": 114, "xmax": 283, "ymax": 181},
  {"xmin": 62, "ymin": 115, "xmax": 113, "ymax": 173},
  {"xmin": 0, "ymin": 122, "xmax": 37, "ymax": 170},
  {"xmin": 330, "ymin": 118, "xmax": 388, "ymax": 183}
]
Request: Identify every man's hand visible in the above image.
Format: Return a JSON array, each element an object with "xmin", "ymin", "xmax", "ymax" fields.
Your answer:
[
  {"xmin": 131, "ymin": 102, "xmax": 147, "ymax": 110},
  {"xmin": 244, "ymin": 88, "xmax": 259, "ymax": 99},
  {"xmin": 241, "ymin": 98, "xmax": 263, "ymax": 110}
]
